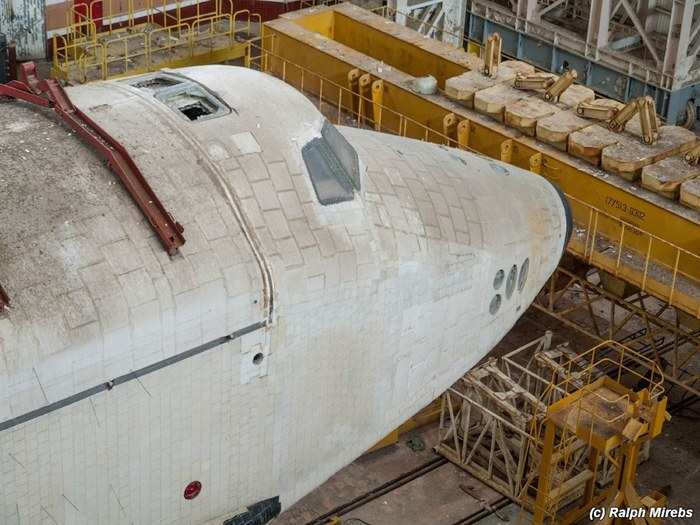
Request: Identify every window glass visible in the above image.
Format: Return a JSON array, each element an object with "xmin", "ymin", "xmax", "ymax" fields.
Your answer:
[{"xmin": 302, "ymin": 120, "xmax": 361, "ymax": 205}]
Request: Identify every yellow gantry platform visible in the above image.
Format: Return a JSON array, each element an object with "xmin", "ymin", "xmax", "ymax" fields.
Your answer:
[
  {"xmin": 257, "ymin": 3, "xmax": 700, "ymax": 319},
  {"xmin": 52, "ymin": 0, "xmax": 259, "ymax": 82}
]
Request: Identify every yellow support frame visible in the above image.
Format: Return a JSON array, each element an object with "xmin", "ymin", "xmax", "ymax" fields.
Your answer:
[
  {"xmin": 530, "ymin": 341, "xmax": 668, "ymax": 525},
  {"xmin": 53, "ymin": 0, "xmax": 256, "ymax": 82}
]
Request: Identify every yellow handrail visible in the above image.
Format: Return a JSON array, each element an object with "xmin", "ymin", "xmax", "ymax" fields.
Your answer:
[
  {"xmin": 53, "ymin": 0, "xmax": 254, "ymax": 81},
  {"xmin": 148, "ymin": 21, "xmax": 192, "ymax": 65},
  {"xmin": 191, "ymin": 13, "xmax": 233, "ymax": 47},
  {"xmin": 566, "ymin": 194, "xmax": 700, "ymax": 316}
]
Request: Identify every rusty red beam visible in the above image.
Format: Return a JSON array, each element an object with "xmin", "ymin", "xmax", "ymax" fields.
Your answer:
[
  {"xmin": 3, "ymin": 63, "xmax": 185, "ymax": 255},
  {"xmin": 44, "ymin": 81, "xmax": 186, "ymax": 255},
  {"xmin": 0, "ymin": 81, "xmax": 51, "ymax": 107}
]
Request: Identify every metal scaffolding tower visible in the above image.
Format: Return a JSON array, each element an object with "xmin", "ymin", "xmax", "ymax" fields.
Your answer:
[{"xmin": 388, "ymin": 0, "xmax": 468, "ymax": 46}]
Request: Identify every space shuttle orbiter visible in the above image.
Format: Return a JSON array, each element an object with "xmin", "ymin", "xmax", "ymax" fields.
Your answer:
[{"xmin": 0, "ymin": 65, "xmax": 570, "ymax": 524}]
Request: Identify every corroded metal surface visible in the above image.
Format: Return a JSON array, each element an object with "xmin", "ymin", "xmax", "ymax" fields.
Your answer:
[{"xmin": 0, "ymin": 0, "xmax": 45, "ymax": 60}]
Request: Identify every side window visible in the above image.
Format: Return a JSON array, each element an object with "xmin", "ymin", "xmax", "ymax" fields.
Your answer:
[{"xmin": 302, "ymin": 120, "xmax": 360, "ymax": 206}]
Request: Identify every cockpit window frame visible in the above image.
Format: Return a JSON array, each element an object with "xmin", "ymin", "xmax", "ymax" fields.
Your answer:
[
  {"xmin": 126, "ymin": 73, "xmax": 231, "ymax": 123},
  {"xmin": 302, "ymin": 120, "xmax": 361, "ymax": 206}
]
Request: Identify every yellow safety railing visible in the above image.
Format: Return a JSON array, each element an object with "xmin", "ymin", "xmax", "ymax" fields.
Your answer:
[
  {"xmin": 67, "ymin": 0, "xmax": 222, "ymax": 34},
  {"xmin": 192, "ymin": 13, "xmax": 233, "ymax": 47},
  {"xmin": 179, "ymin": 0, "xmax": 232, "ymax": 24},
  {"xmin": 76, "ymin": 42, "xmax": 108, "ymax": 80},
  {"xmin": 234, "ymin": 9, "xmax": 261, "ymax": 40},
  {"xmin": 245, "ymin": 41, "xmax": 700, "ymax": 317},
  {"xmin": 52, "ymin": 1, "xmax": 259, "ymax": 81},
  {"xmin": 567, "ymin": 195, "xmax": 700, "ymax": 318},
  {"xmin": 246, "ymin": 40, "xmax": 480, "ymax": 152},
  {"xmin": 63, "ymin": 8, "xmax": 98, "ymax": 45},
  {"xmin": 147, "ymin": 21, "xmax": 192, "ymax": 62},
  {"xmin": 104, "ymin": 31, "xmax": 149, "ymax": 77},
  {"xmin": 549, "ymin": 340, "xmax": 665, "ymax": 401}
]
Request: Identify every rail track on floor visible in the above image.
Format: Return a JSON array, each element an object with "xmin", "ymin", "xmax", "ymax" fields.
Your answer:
[{"xmin": 304, "ymin": 456, "xmax": 512, "ymax": 525}]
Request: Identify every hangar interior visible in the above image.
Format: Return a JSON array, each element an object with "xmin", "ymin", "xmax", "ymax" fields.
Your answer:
[{"xmin": 1, "ymin": 0, "xmax": 699, "ymax": 523}]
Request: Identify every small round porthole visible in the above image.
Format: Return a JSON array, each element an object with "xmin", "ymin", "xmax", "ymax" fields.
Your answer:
[
  {"xmin": 253, "ymin": 352, "xmax": 264, "ymax": 365},
  {"xmin": 505, "ymin": 265, "xmax": 517, "ymax": 299},
  {"xmin": 518, "ymin": 258, "xmax": 530, "ymax": 291},
  {"xmin": 493, "ymin": 269, "xmax": 505, "ymax": 289},
  {"xmin": 184, "ymin": 481, "xmax": 202, "ymax": 500},
  {"xmin": 489, "ymin": 294, "xmax": 502, "ymax": 315}
]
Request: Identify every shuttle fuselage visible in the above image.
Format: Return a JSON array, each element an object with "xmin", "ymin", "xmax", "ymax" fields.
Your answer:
[{"xmin": 0, "ymin": 65, "xmax": 569, "ymax": 524}]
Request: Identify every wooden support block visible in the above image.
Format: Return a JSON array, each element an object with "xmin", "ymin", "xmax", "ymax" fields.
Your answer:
[
  {"xmin": 568, "ymin": 124, "xmax": 622, "ymax": 166},
  {"xmin": 474, "ymin": 83, "xmax": 529, "ymax": 122},
  {"xmin": 586, "ymin": 97, "xmax": 623, "ymax": 112},
  {"xmin": 558, "ymin": 84, "xmax": 595, "ymax": 108},
  {"xmin": 680, "ymin": 178, "xmax": 700, "ymax": 212},
  {"xmin": 536, "ymin": 110, "xmax": 592, "ymax": 150},
  {"xmin": 444, "ymin": 60, "xmax": 534, "ymax": 108},
  {"xmin": 505, "ymin": 97, "xmax": 561, "ymax": 136},
  {"xmin": 601, "ymin": 126, "xmax": 697, "ymax": 181},
  {"xmin": 641, "ymin": 157, "xmax": 700, "ymax": 200},
  {"xmin": 445, "ymin": 70, "xmax": 513, "ymax": 108}
]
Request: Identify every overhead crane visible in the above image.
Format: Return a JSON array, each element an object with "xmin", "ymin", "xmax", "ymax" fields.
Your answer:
[{"xmin": 253, "ymin": 2, "xmax": 700, "ymax": 397}]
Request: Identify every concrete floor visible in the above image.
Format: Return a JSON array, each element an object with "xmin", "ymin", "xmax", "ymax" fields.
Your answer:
[
  {"xmin": 637, "ymin": 414, "xmax": 700, "ymax": 525},
  {"xmin": 271, "ymin": 424, "xmax": 505, "ymax": 525},
  {"xmin": 272, "ymin": 308, "xmax": 700, "ymax": 525}
]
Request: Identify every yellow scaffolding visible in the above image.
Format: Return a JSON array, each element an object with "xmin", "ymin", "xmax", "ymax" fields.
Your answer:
[
  {"xmin": 530, "ymin": 342, "xmax": 668, "ymax": 524},
  {"xmin": 52, "ymin": 0, "xmax": 260, "ymax": 82},
  {"xmin": 437, "ymin": 334, "xmax": 669, "ymax": 524}
]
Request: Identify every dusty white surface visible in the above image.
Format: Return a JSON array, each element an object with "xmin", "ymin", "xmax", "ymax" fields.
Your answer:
[{"xmin": 0, "ymin": 65, "xmax": 567, "ymax": 524}]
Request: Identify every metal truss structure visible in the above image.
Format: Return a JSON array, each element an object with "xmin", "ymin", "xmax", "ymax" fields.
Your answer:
[
  {"xmin": 387, "ymin": 0, "xmax": 468, "ymax": 45},
  {"xmin": 436, "ymin": 333, "xmax": 663, "ymax": 522},
  {"xmin": 533, "ymin": 265, "xmax": 700, "ymax": 400}
]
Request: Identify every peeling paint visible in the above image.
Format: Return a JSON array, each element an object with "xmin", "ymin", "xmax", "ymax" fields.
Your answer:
[{"xmin": 0, "ymin": 0, "xmax": 46, "ymax": 60}]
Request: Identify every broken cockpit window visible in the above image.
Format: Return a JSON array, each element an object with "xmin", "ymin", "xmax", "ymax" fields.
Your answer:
[
  {"xmin": 128, "ymin": 73, "xmax": 231, "ymax": 122},
  {"xmin": 156, "ymin": 84, "xmax": 230, "ymax": 122},
  {"xmin": 302, "ymin": 120, "xmax": 361, "ymax": 206}
]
